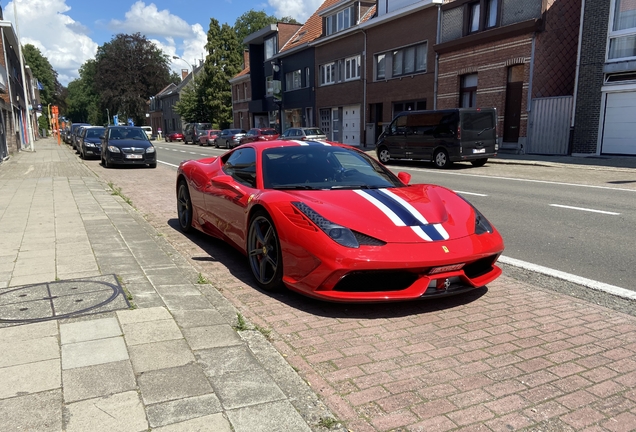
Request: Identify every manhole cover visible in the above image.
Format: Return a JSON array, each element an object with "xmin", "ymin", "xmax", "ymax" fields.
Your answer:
[{"xmin": 0, "ymin": 274, "xmax": 130, "ymax": 327}]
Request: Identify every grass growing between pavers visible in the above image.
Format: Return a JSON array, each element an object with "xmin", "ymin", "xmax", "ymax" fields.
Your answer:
[
  {"xmin": 117, "ymin": 276, "xmax": 137, "ymax": 310},
  {"xmin": 107, "ymin": 182, "xmax": 135, "ymax": 208},
  {"xmin": 318, "ymin": 416, "xmax": 343, "ymax": 429},
  {"xmin": 196, "ymin": 273, "xmax": 210, "ymax": 284},
  {"xmin": 234, "ymin": 313, "xmax": 273, "ymax": 340}
]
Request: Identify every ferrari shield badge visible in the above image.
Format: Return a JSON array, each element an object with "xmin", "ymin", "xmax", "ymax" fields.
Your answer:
[{"xmin": 442, "ymin": 246, "xmax": 450, "ymax": 254}]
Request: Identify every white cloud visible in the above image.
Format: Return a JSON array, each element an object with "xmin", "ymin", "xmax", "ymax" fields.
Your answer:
[
  {"xmin": 149, "ymin": 23, "xmax": 207, "ymax": 76},
  {"xmin": 268, "ymin": 0, "xmax": 324, "ymax": 22},
  {"xmin": 108, "ymin": 1, "xmax": 192, "ymax": 39},
  {"xmin": 4, "ymin": 0, "xmax": 98, "ymax": 85}
]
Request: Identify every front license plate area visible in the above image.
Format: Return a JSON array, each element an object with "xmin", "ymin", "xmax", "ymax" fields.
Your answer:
[{"xmin": 126, "ymin": 154, "xmax": 143, "ymax": 159}]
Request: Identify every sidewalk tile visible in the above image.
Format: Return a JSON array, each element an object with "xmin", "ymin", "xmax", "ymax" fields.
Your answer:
[
  {"xmin": 0, "ymin": 320, "xmax": 58, "ymax": 341},
  {"xmin": 65, "ymin": 391, "xmax": 148, "ymax": 432},
  {"xmin": 225, "ymin": 400, "xmax": 312, "ymax": 432},
  {"xmin": 146, "ymin": 394, "xmax": 223, "ymax": 428},
  {"xmin": 62, "ymin": 336, "xmax": 129, "ymax": 369},
  {"xmin": 128, "ymin": 339, "xmax": 195, "ymax": 373},
  {"xmin": 138, "ymin": 363, "xmax": 213, "ymax": 405},
  {"xmin": 63, "ymin": 360, "xmax": 136, "ymax": 403},
  {"xmin": 0, "ymin": 389, "xmax": 62, "ymax": 432},
  {"xmin": 116, "ymin": 306, "xmax": 171, "ymax": 324},
  {"xmin": 152, "ymin": 413, "xmax": 232, "ymax": 432},
  {"xmin": 122, "ymin": 318, "xmax": 183, "ymax": 346},
  {"xmin": 60, "ymin": 317, "xmax": 122, "ymax": 344},
  {"xmin": 0, "ymin": 336, "xmax": 59, "ymax": 367},
  {"xmin": 0, "ymin": 358, "xmax": 61, "ymax": 399},
  {"xmin": 182, "ymin": 324, "xmax": 243, "ymax": 350},
  {"xmin": 212, "ymin": 369, "xmax": 286, "ymax": 410}
]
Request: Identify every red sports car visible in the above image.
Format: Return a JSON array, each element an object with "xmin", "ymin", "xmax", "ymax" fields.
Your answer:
[
  {"xmin": 166, "ymin": 132, "xmax": 184, "ymax": 142},
  {"xmin": 176, "ymin": 141, "xmax": 504, "ymax": 302}
]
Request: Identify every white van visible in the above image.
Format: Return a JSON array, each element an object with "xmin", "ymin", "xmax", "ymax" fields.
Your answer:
[{"xmin": 141, "ymin": 126, "xmax": 153, "ymax": 140}]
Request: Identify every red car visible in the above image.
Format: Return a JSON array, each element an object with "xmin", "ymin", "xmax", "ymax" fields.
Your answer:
[
  {"xmin": 165, "ymin": 131, "xmax": 184, "ymax": 142},
  {"xmin": 199, "ymin": 130, "xmax": 222, "ymax": 146},
  {"xmin": 239, "ymin": 128, "xmax": 280, "ymax": 145},
  {"xmin": 176, "ymin": 140, "xmax": 504, "ymax": 303}
]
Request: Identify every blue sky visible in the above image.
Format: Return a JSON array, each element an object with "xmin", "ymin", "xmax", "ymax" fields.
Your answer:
[{"xmin": 3, "ymin": 0, "xmax": 322, "ymax": 85}]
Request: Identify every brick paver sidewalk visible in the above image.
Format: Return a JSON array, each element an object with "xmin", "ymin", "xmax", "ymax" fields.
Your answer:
[{"xmin": 87, "ymin": 152, "xmax": 636, "ymax": 431}]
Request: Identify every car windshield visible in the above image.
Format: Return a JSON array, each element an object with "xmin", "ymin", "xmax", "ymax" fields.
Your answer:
[
  {"xmin": 86, "ymin": 129, "xmax": 104, "ymax": 138},
  {"xmin": 304, "ymin": 128, "xmax": 324, "ymax": 136},
  {"xmin": 262, "ymin": 146, "xmax": 403, "ymax": 190},
  {"xmin": 262, "ymin": 129, "xmax": 277, "ymax": 135},
  {"xmin": 230, "ymin": 129, "xmax": 243, "ymax": 134}
]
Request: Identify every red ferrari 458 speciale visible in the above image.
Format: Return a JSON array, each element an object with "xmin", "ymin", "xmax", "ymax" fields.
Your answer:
[{"xmin": 176, "ymin": 140, "xmax": 504, "ymax": 302}]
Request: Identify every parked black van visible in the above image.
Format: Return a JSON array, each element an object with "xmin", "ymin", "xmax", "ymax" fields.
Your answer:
[
  {"xmin": 375, "ymin": 108, "xmax": 498, "ymax": 168},
  {"xmin": 184, "ymin": 122, "xmax": 212, "ymax": 144}
]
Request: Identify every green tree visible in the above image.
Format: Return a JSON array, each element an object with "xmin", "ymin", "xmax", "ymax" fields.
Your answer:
[
  {"xmin": 201, "ymin": 20, "xmax": 242, "ymax": 128},
  {"xmin": 22, "ymin": 44, "xmax": 64, "ymax": 107},
  {"xmin": 174, "ymin": 71, "xmax": 213, "ymax": 124},
  {"xmin": 66, "ymin": 60, "xmax": 102, "ymax": 124},
  {"xmin": 93, "ymin": 33, "xmax": 173, "ymax": 125}
]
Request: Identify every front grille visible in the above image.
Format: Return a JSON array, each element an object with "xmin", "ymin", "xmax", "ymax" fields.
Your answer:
[
  {"xmin": 463, "ymin": 255, "xmax": 498, "ymax": 279},
  {"xmin": 333, "ymin": 270, "xmax": 418, "ymax": 292},
  {"xmin": 122, "ymin": 147, "xmax": 145, "ymax": 154}
]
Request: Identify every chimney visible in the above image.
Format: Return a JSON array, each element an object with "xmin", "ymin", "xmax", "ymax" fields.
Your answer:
[
  {"xmin": 181, "ymin": 69, "xmax": 188, "ymax": 81},
  {"xmin": 243, "ymin": 50, "xmax": 249, "ymax": 69}
]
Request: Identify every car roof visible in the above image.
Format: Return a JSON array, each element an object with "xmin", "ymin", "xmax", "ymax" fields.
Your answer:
[{"xmin": 239, "ymin": 140, "xmax": 349, "ymax": 151}]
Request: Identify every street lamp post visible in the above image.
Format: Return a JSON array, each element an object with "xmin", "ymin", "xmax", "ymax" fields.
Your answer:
[
  {"xmin": 106, "ymin": 108, "xmax": 110, "ymax": 125},
  {"xmin": 172, "ymin": 56, "xmax": 196, "ymax": 88}
]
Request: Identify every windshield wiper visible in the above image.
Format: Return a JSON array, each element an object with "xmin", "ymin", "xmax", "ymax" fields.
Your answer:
[
  {"xmin": 477, "ymin": 127, "xmax": 494, "ymax": 136},
  {"xmin": 273, "ymin": 185, "xmax": 320, "ymax": 190},
  {"xmin": 330, "ymin": 184, "xmax": 382, "ymax": 190}
]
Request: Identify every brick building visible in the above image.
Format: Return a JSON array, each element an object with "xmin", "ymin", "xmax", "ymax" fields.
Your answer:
[
  {"xmin": 436, "ymin": 0, "xmax": 581, "ymax": 154},
  {"xmin": 229, "ymin": 51, "xmax": 251, "ymax": 130},
  {"xmin": 312, "ymin": 1, "xmax": 376, "ymax": 146},
  {"xmin": 363, "ymin": 0, "xmax": 440, "ymax": 147}
]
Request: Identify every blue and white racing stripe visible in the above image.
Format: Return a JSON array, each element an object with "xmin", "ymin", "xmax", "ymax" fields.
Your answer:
[
  {"xmin": 291, "ymin": 140, "xmax": 331, "ymax": 146},
  {"xmin": 354, "ymin": 188, "xmax": 450, "ymax": 242}
]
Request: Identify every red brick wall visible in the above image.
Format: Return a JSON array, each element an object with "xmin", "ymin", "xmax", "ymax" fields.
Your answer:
[
  {"xmin": 365, "ymin": 7, "xmax": 438, "ymax": 125},
  {"xmin": 437, "ymin": 35, "xmax": 533, "ymax": 140}
]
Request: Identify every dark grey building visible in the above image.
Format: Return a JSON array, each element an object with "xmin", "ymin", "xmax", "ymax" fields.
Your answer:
[{"xmin": 573, "ymin": 0, "xmax": 636, "ymax": 156}]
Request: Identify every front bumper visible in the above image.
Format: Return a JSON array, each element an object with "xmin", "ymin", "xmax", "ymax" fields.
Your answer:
[{"xmin": 279, "ymin": 226, "xmax": 504, "ymax": 303}]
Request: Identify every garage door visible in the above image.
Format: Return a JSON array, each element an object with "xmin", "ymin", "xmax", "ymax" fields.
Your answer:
[
  {"xmin": 342, "ymin": 105, "xmax": 360, "ymax": 146},
  {"xmin": 602, "ymin": 91, "xmax": 636, "ymax": 155}
]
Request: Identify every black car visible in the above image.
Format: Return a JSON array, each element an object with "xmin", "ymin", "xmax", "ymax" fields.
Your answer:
[
  {"xmin": 101, "ymin": 126, "xmax": 157, "ymax": 168},
  {"xmin": 68, "ymin": 123, "xmax": 90, "ymax": 147},
  {"xmin": 214, "ymin": 128, "xmax": 246, "ymax": 149},
  {"xmin": 78, "ymin": 126, "xmax": 105, "ymax": 159}
]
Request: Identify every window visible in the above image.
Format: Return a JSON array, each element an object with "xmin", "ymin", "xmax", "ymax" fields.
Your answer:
[
  {"xmin": 305, "ymin": 67, "xmax": 310, "ymax": 88},
  {"xmin": 608, "ymin": 0, "xmax": 636, "ymax": 60},
  {"xmin": 243, "ymin": 83, "xmax": 248, "ymax": 100},
  {"xmin": 460, "ymin": 74, "xmax": 478, "ymax": 108},
  {"xmin": 376, "ymin": 54, "xmax": 386, "ymax": 80},
  {"xmin": 285, "ymin": 70, "xmax": 302, "ymax": 91},
  {"xmin": 391, "ymin": 42, "xmax": 427, "ymax": 77},
  {"xmin": 325, "ymin": 6, "xmax": 355, "ymax": 35},
  {"xmin": 265, "ymin": 35, "xmax": 277, "ymax": 60},
  {"xmin": 469, "ymin": 2, "xmax": 481, "ymax": 33},
  {"xmin": 345, "ymin": 56, "xmax": 360, "ymax": 80},
  {"xmin": 320, "ymin": 63, "xmax": 336, "ymax": 85},
  {"xmin": 465, "ymin": 0, "xmax": 500, "ymax": 34},
  {"xmin": 223, "ymin": 147, "xmax": 257, "ymax": 188},
  {"xmin": 266, "ymin": 76, "xmax": 274, "ymax": 95}
]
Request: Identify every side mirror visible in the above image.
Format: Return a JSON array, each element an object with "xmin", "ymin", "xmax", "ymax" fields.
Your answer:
[
  {"xmin": 397, "ymin": 171, "xmax": 411, "ymax": 185},
  {"xmin": 100, "ymin": 135, "xmax": 105, "ymax": 140}
]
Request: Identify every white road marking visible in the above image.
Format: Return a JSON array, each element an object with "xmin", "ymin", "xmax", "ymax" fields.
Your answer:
[
  {"xmin": 455, "ymin": 191, "xmax": 488, "ymax": 197},
  {"xmin": 400, "ymin": 167, "xmax": 636, "ymax": 193},
  {"xmin": 549, "ymin": 204, "xmax": 620, "ymax": 215},
  {"xmin": 499, "ymin": 255, "xmax": 636, "ymax": 300},
  {"xmin": 158, "ymin": 160, "xmax": 179, "ymax": 168}
]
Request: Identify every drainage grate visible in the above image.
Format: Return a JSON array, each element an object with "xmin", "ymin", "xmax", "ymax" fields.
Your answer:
[{"xmin": 0, "ymin": 274, "xmax": 130, "ymax": 327}]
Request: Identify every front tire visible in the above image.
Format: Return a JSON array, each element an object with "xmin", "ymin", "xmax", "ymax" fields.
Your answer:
[
  {"xmin": 214, "ymin": 139, "xmax": 219, "ymax": 149},
  {"xmin": 377, "ymin": 147, "xmax": 391, "ymax": 164},
  {"xmin": 176, "ymin": 180, "xmax": 193, "ymax": 232},
  {"xmin": 247, "ymin": 211, "xmax": 283, "ymax": 292},
  {"xmin": 434, "ymin": 149, "xmax": 452, "ymax": 169},
  {"xmin": 148, "ymin": 163, "xmax": 157, "ymax": 168},
  {"xmin": 471, "ymin": 158, "xmax": 488, "ymax": 167}
]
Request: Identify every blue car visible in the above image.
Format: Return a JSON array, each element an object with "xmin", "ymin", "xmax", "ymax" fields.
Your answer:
[{"xmin": 78, "ymin": 126, "xmax": 105, "ymax": 159}]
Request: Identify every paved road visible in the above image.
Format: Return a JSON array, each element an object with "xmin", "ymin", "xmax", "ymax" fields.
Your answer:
[{"xmin": 83, "ymin": 144, "xmax": 636, "ymax": 431}]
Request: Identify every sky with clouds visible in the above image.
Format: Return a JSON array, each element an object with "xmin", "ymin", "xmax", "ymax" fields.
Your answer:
[{"xmin": 2, "ymin": 0, "xmax": 323, "ymax": 86}]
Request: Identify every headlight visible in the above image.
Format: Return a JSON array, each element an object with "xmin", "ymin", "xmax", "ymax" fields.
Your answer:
[
  {"xmin": 292, "ymin": 202, "xmax": 359, "ymax": 248},
  {"xmin": 107, "ymin": 146, "xmax": 121, "ymax": 153},
  {"xmin": 86, "ymin": 142, "xmax": 96, "ymax": 147},
  {"xmin": 458, "ymin": 195, "xmax": 493, "ymax": 235},
  {"xmin": 146, "ymin": 146, "xmax": 155, "ymax": 153}
]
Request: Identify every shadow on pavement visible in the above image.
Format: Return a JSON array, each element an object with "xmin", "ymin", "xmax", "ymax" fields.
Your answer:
[{"xmin": 166, "ymin": 218, "xmax": 488, "ymax": 319}]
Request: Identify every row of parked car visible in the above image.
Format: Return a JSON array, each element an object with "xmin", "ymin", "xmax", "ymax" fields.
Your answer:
[
  {"xmin": 62, "ymin": 123, "xmax": 157, "ymax": 168},
  {"xmin": 164, "ymin": 126, "xmax": 328, "ymax": 149}
]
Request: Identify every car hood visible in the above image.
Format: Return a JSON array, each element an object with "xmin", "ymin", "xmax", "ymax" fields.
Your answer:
[{"xmin": 277, "ymin": 185, "xmax": 476, "ymax": 243}]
